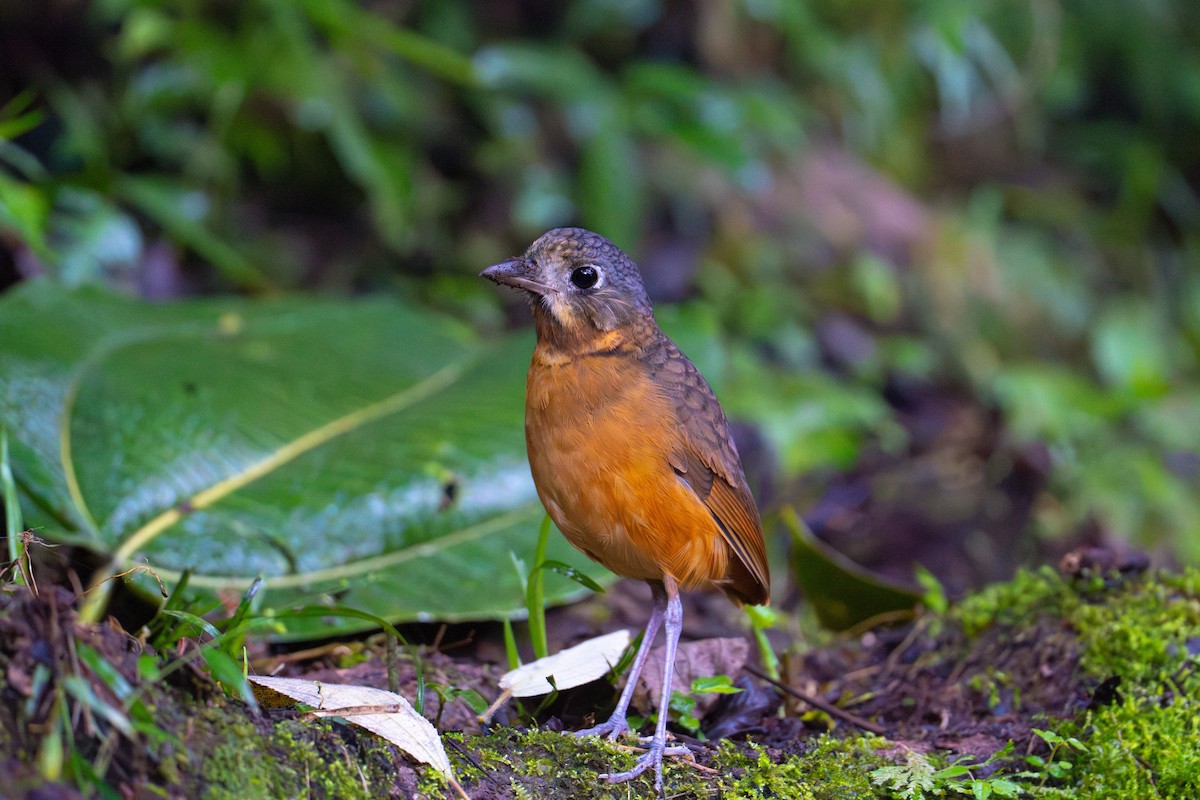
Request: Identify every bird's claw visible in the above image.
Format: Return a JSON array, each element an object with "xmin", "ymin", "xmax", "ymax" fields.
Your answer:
[
  {"xmin": 599, "ymin": 741, "xmax": 693, "ymax": 795},
  {"xmin": 572, "ymin": 717, "xmax": 629, "ymax": 742},
  {"xmin": 599, "ymin": 753, "xmax": 654, "ymax": 784}
]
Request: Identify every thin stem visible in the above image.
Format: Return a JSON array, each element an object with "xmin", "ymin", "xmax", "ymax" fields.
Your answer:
[
  {"xmin": 1, "ymin": 427, "xmax": 26, "ymax": 584},
  {"xmin": 525, "ymin": 514, "xmax": 552, "ymax": 659}
]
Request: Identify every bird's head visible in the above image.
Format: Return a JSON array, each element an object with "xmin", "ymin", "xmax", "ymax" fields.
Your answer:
[{"xmin": 481, "ymin": 228, "xmax": 654, "ymax": 346}]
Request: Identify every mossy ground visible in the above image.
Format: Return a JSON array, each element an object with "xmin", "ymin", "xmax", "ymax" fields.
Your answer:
[
  {"xmin": 1, "ymin": 566, "xmax": 1197, "ymax": 799},
  {"xmin": 198, "ymin": 712, "xmax": 429, "ymax": 800},
  {"xmin": 449, "ymin": 729, "xmax": 888, "ymax": 799}
]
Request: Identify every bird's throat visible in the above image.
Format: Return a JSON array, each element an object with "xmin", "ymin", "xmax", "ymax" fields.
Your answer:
[{"xmin": 531, "ymin": 303, "xmax": 653, "ymax": 360}]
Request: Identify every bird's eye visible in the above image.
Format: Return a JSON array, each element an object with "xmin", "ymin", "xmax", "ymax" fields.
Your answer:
[{"xmin": 570, "ymin": 265, "xmax": 600, "ymax": 290}]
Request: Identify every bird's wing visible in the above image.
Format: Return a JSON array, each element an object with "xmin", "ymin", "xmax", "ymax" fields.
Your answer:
[{"xmin": 645, "ymin": 335, "xmax": 770, "ymax": 605}]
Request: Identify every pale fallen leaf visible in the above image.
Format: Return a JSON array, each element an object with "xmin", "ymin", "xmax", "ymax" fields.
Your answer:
[
  {"xmin": 500, "ymin": 629, "xmax": 631, "ymax": 698},
  {"xmin": 248, "ymin": 676, "xmax": 452, "ymax": 778}
]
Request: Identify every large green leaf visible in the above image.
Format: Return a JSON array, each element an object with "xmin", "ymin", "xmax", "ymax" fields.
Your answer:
[
  {"xmin": 784, "ymin": 508, "xmax": 922, "ymax": 632},
  {"xmin": 0, "ymin": 281, "xmax": 604, "ymax": 637}
]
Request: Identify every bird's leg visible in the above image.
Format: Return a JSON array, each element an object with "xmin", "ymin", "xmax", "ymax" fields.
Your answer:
[
  {"xmin": 598, "ymin": 575, "xmax": 691, "ymax": 794},
  {"xmin": 574, "ymin": 579, "xmax": 668, "ymax": 741}
]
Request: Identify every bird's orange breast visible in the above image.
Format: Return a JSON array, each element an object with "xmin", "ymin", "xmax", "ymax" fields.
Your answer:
[{"xmin": 524, "ymin": 346, "xmax": 730, "ymax": 590}]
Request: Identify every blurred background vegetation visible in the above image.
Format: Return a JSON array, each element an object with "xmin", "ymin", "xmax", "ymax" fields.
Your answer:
[{"xmin": 1, "ymin": 0, "xmax": 1198, "ymax": 589}]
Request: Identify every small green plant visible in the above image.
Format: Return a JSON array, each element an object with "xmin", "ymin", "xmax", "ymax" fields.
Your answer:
[
  {"xmin": 427, "ymin": 683, "xmax": 490, "ymax": 729},
  {"xmin": 20, "ymin": 620, "xmax": 179, "ymax": 797},
  {"xmin": 745, "ymin": 603, "xmax": 781, "ymax": 681},
  {"xmin": 665, "ymin": 690, "xmax": 701, "ymax": 737},
  {"xmin": 143, "ymin": 574, "xmax": 262, "ymax": 710},
  {"xmin": 0, "ymin": 471, "xmax": 160, "ymax": 796},
  {"xmin": 508, "ymin": 514, "xmax": 603, "ymax": 665},
  {"xmin": 144, "ymin": 576, "xmax": 426, "ymax": 712},
  {"xmin": 524, "ymin": 514, "xmax": 554, "ymax": 660},
  {"xmin": 916, "ymin": 565, "xmax": 948, "ymax": 615},
  {"xmin": 870, "ymin": 744, "xmax": 1029, "ymax": 799},
  {"xmin": 1026, "ymin": 727, "xmax": 1089, "ymax": 786},
  {"xmin": 501, "ymin": 617, "xmax": 521, "ymax": 671},
  {"xmin": 629, "ymin": 675, "xmax": 744, "ymax": 739},
  {"xmin": 1, "ymin": 427, "xmax": 29, "ymax": 587}
]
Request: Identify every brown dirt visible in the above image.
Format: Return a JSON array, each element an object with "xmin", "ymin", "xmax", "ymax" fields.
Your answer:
[{"xmin": 0, "ymin": 562, "xmax": 1107, "ymax": 800}]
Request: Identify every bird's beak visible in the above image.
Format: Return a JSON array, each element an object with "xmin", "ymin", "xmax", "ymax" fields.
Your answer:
[{"xmin": 480, "ymin": 258, "xmax": 550, "ymax": 296}]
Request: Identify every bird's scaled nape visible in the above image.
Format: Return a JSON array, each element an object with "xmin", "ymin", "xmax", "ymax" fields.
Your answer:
[{"xmin": 573, "ymin": 577, "xmax": 693, "ymax": 794}]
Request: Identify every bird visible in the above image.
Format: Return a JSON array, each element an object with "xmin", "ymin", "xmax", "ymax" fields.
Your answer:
[{"xmin": 481, "ymin": 227, "xmax": 770, "ymax": 794}]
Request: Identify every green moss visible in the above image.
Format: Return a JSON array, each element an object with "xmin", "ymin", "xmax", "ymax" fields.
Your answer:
[
  {"xmin": 1025, "ymin": 568, "xmax": 1200, "ymax": 799},
  {"xmin": 470, "ymin": 728, "xmax": 658, "ymax": 798},
  {"xmin": 415, "ymin": 759, "xmax": 450, "ymax": 799},
  {"xmin": 715, "ymin": 737, "xmax": 886, "ymax": 799},
  {"xmin": 845, "ymin": 567, "xmax": 1200, "ymax": 800},
  {"xmin": 199, "ymin": 714, "xmax": 403, "ymax": 800},
  {"xmin": 954, "ymin": 566, "xmax": 1077, "ymax": 637},
  {"xmin": 1033, "ymin": 696, "xmax": 1200, "ymax": 800},
  {"xmin": 1072, "ymin": 572, "xmax": 1200, "ymax": 686},
  {"xmin": 1085, "ymin": 697, "xmax": 1199, "ymax": 798},
  {"xmin": 189, "ymin": 569, "xmax": 1200, "ymax": 799},
  {"xmin": 952, "ymin": 566, "xmax": 1199, "ymax": 694},
  {"xmin": 946, "ymin": 566, "xmax": 1200, "ymax": 799},
  {"xmin": 452, "ymin": 728, "xmax": 889, "ymax": 799},
  {"xmin": 197, "ymin": 717, "xmax": 271, "ymax": 799}
]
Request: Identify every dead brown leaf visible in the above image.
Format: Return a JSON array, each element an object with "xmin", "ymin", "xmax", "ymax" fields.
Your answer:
[{"xmin": 633, "ymin": 637, "xmax": 749, "ymax": 716}]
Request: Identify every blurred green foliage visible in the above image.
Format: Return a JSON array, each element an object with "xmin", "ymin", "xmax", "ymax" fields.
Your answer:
[{"xmin": 1, "ymin": 0, "xmax": 1198, "ymax": 560}]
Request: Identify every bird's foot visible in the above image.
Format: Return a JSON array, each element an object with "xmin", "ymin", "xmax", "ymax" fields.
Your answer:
[
  {"xmin": 573, "ymin": 715, "xmax": 630, "ymax": 742},
  {"xmin": 599, "ymin": 737, "xmax": 693, "ymax": 794}
]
